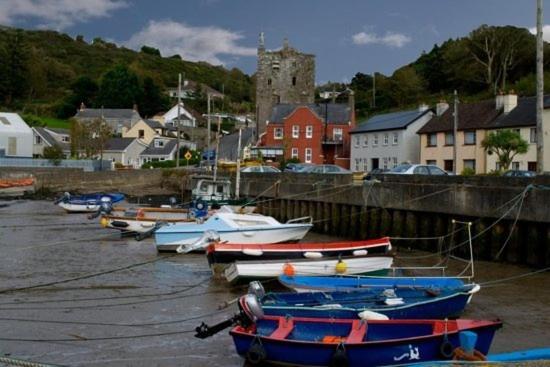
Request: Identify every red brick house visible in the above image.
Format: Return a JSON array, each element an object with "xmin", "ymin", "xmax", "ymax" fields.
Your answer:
[{"xmin": 257, "ymin": 101, "xmax": 355, "ymax": 167}]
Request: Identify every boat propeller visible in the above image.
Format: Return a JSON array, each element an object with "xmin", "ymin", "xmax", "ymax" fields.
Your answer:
[
  {"xmin": 88, "ymin": 197, "xmax": 113, "ymax": 219},
  {"xmin": 194, "ymin": 294, "xmax": 263, "ymax": 339},
  {"xmin": 53, "ymin": 192, "xmax": 71, "ymax": 205}
]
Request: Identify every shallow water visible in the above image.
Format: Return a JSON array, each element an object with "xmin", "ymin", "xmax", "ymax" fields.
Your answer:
[{"xmin": 0, "ymin": 200, "xmax": 549, "ymax": 366}]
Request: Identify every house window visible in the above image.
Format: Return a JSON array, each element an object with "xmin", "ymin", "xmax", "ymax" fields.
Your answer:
[
  {"xmin": 35, "ymin": 135, "xmax": 42, "ymax": 144},
  {"xmin": 292, "ymin": 76, "xmax": 296, "ymax": 86},
  {"xmin": 305, "ymin": 148, "xmax": 312, "ymax": 163},
  {"xmin": 354, "ymin": 136, "xmax": 360, "ymax": 147},
  {"xmin": 392, "ymin": 157, "xmax": 398, "ymax": 167},
  {"xmin": 306, "ymin": 125, "xmax": 313, "ymax": 139},
  {"xmin": 373, "ymin": 134, "xmax": 378, "ymax": 146},
  {"xmin": 154, "ymin": 140, "xmax": 165, "ymax": 148},
  {"xmin": 274, "ymin": 127, "xmax": 283, "ymax": 140},
  {"xmin": 292, "ymin": 125, "xmax": 299, "ymax": 138},
  {"xmin": 530, "ymin": 128, "xmax": 537, "ymax": 143},
  {"xmin": 528, "ymin": 161, "xmax": 537, "ymax": 171},
  {"xmin": 267, "ymin": 78, "xmax": 272, "ymax": 86},
  {"xmin": 62, "ymin": 136, "xmax": 70, "ymax": 142},
  {"xmin": 138, "ymin": 129, "xmax": 145, "ymax": 139},
  {"xmin": 363, "ymin": 135, "xmax": 368, "ymax": 146},
  {"xmin": 427, "ymin": 133, "xmax": 437, "ymax": 147},
  {"xmin": 355, "ymin": 158, "xmax": 360, "ymax": 171},
  {"xmin": 495, "ymin": 162, "xmax": 501, "ymax": 171},
  {"xmin": 464, "ymin": 131, "xmax": 476, "ymax": 145},
  {"xmin": 512, "ymin": 162, "xmax": 520, "ymax": 170},
  {"xmin": 463, "ymin": 159, "xmax": 476, "ymax": 171},
  {"xmin": 383, "ymin": 134, "xmax": 389, "ymax": 146},
  {"xmin": 392, "ymin": 133, "xmax": 398, "ymax": 145},
  {"xmin": 333, "ymin": 128, "xmax": 343, "ymax": 141},
  {"xmin": 445, "ymin": 132, "xmax": 454, "ymax": 146},
  {"xmin": 383, "ymin": 157, "xmax": 388, "ymax": 169},
  {"xmin": 444, "ymin": 160, "xmax": 454, "ymax": 172},
  {"xmin": 291, "ymin": 148, "xmax": 298, "ymax": 159},
  {"xmin": 426, "ymin": 160, "xmax": 436, "ymax": 165}
]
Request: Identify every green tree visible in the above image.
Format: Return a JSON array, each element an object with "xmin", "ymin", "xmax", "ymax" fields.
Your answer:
[
  {"xmin": 389, "ymin": 66, "xmax": 426, "ymax": 107},
  {"xmin": 141, "ymin": 45, "xmax": 161, "ymax": 57},
  {"xmin": 482, "ymin": 129, "xmax": 529, "ymax": 171},
  {"xmin": 96, "ymin": 65, "xmax": 142, "ymax": 109},
  {"xmin": 43, "ymin": 144, "xmax": 64, "ymax": 165},
  {"xmin": 57, "ymin": 76, "xmax": 99, "ymax": 118},
  {"xmin": 139, "ymin": 77, "xmax": 168, "ymax": 117},
  {"xmin": 1, "ymin": 31, "xmax": 29, "ymax": 105}
]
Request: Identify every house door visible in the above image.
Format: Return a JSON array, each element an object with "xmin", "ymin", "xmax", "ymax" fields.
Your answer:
[
  {"xmin": 371, "ymin": 158, "xmax": 379, "ymax": 170},
  {"xmin": 8, "ymin": 137, "xmax": 16, "ymax": 156}
]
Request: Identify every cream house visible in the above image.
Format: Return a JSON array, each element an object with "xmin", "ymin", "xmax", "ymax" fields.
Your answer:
[{"xmin": 123, "ymin": 119, "xmax": 172, "ymax": 144}]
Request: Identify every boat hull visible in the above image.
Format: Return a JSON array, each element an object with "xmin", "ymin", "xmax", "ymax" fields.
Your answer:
[
  {"xmin": 230, "ymin": 318, "xmax": 501, "ymax": 367},
  {"xmin": 260, "ymin": 286, "xmax": 478, "ymax": 320},
  {"xmin": 156, "ymin": 225, "xmax": 312, "ymax": 252},
  {"xmin": 206, "ymin": 238, "xmax": 391, "ymax": 266},
  {"xmin": 279, "ymin": 275, "xmax": 468, "ymax": 293},
  {"xmin": 58, "ymin": 202, "xmax": 101, "ymax": 213},
  {"xmin": 224, "ymin": 256, "xmax": 393, "ymax": 284}
]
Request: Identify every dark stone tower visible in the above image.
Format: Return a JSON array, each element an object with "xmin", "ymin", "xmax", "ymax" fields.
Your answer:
[{"xmin": 255, "ymin": 33, "xmax": 315, "ymax": 135}]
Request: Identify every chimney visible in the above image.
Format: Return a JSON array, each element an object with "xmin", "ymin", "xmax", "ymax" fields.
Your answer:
[
  {"xmin": 133, "ymin": 104, "xmax": 138, "ymax": 112},
  {"xmin": 418, "ymin": 103, "xmax": 429, "ymax": 112},
  {"xmin": 495, "ymin": 92, "xmax": 505, "ymax": 110},
  {"xmin": 79, "ymin": 102, "xmax": 86, "ymax": 111},
  {"xmin": 348, "ymin": 89, "xmax": 355, "ymax": 126},
  {"xmin": 502, "ymin": 92, "xmax": 518, "ymax": 113},
  {"xmin": 436, "ymin": 100, "xmax": 449, "ymax": 116},
  {"xmin": 283, "ymin": 37, "xmax": 289, "ymax": 50}
]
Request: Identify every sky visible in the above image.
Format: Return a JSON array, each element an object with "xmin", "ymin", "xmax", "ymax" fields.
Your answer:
[{"xmin": 1, "ymin": 0, "xmax": 550, "ymax": 84}]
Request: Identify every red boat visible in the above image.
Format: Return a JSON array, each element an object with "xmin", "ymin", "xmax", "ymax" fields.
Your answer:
[{"xmin": 206, "ymin": 237, "xmax": 392, "ymax": 267}]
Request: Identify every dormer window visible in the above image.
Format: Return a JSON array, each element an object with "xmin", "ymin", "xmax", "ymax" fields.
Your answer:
[{"xmin": 155, "ymin": 140, "xmax": 165, "ymax": 148}]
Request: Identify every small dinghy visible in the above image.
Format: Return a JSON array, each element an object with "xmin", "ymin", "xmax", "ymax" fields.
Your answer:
[
  {"xmin": 278, "ymin": 275, "xmax": 469, "ymax": 293},
  {"xmin": 55, "ymin": 192, "xmax": 125, "ymax": 213},
  {"xmin": 223, "ymin": 255, "xmax": 393, "ymax": 284},
  {"xmin": 247, "ymin": 281, "xmax": 480, "ymax": 320},
  {"xmin": 99, "ymin": 207, "xmax": 197, "ymax": 234},
  {"xmin": 206, "ymin": 237, "xmax": 391, "ymax": 267},
  {"xmin": 194, "ymin": 295, "xmax": 502, "ymax": 367}
]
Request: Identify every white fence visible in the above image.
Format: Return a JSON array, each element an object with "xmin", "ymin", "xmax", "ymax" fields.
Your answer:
[{"xmin": 0, "ymin": 158, "xmax": 112, "ymax": 172}]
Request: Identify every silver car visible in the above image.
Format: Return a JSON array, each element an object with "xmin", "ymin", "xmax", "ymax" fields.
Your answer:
[{"xmin": 387, "ymin": 164, "xmax": 448, "ymax": 175}]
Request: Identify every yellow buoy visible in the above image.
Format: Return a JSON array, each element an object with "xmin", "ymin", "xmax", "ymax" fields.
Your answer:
[
  {"xmin": 100, "ymin": 217, "xmax": 109, "ymax": 228},
  {"xmin": 335, "ymin": 259, "xmax": 347, "ymax": 274}
]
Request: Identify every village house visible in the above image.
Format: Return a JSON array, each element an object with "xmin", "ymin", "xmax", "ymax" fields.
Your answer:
[
  {"xmin": 74, "ymin": 105, "xmax": 141, "ymax": 134},
  {"xmin": 154, "ymin": 103, "xmax": 201, "ymax": 128},
  {"xmin": 218, "ymin": 127, "xmax": 256, "ymax": 162},
  {"xmin": 0, "ymin": 112, "xmax": 33, "ymax": 158},
  {"xmin": 139, "ymin": 137, "xmax": 178, "ymax": 165},
  {"xmin": 101, "ymin": 137, "xmax": 147, "ymax": 169},
  {"xmin": 166, "ymin": 80, "xmax": 224, "ymax": 100},
  {"xmin": 349, "ymin": 105, "xmax": 434, "ymax": 172},
  {"xmin": 123, "ymin": 119, "xmax": 174, "ymax": 144},
  {"xmin": 32, "ymin": 127, "xmax": 71, "ymax": 158},
  {"xmin": 258, "ymin": 99, "xmax": 355, "ymax": 167}
]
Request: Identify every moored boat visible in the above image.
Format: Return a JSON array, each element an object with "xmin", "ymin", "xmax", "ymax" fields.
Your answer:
[
  {"xmin": 100, "ymin": 207, "xmax": 197, "ymax": 234},
  {"xmin": 206, "ymin": 237, "xmax": 392, "ymax": 267},
  {"xmin": 55, "ymin": 192, "xmax": 125, "ymax": 213},
  {"xmin": 248, "ymin": 282, "xmax": 480, "ymax": 320},
  {"xmin": 154, "ymin": 211, "xmax": 313, "ymax": 252},
  {"xmin": 229, "ymin": 312, "xmax": 501, "ymax": 366},
  {"xmin": 278, "ymin": 274, "xmax": 469, "ymax": 293},
  {"xmin": 223, "ymin": 255, "xmax": 393, "ymax": 284}
]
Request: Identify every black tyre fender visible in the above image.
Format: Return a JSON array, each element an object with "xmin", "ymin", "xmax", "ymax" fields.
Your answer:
[
  {"xmin": 440, "ymin": 340, "xmax": 454, "ymax": 359},
  {"xmin": 245, "ymin": 343, "xmax": 266, "ymax": 365},
  {"xmin": 329, "ymin": 345, "xmax": 349, "ymax": 367}
]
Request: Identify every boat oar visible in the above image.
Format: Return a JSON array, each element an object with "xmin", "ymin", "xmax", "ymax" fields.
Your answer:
[{"xmin": 135, "ymin": 222, "xmax": 167, "ymax": 241}]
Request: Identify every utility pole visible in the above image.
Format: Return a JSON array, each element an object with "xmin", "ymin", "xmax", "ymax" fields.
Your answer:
[
  {"xmin": 536, "ymin": 0, "xmax": 544, "ymax": 173},
  {"xmin": 372, "ymin": 72, "xmax": 376, "ymax": 108},
  {"xmin": 213, "ymin": 115, "xmax": 221, "ymax": 181},
  {"xmin": 207, "ymin": 93, "xmax": 211, "ymax": 170},
  {"xmin": 453, "ymin": 90, "xmax": 459, "ymax": 175},
  {"xmin": 235, "ymin": 126, "xmax": 243, "ymax": 199},
  {"xmin": 176, "ymin": 73, "xmax": 182, "ymax": 167}
]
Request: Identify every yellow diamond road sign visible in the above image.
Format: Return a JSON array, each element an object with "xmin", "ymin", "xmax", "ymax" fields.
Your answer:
[{"xmin": 184, "ymin": 152, "xmax": 192, "ymax": 160}]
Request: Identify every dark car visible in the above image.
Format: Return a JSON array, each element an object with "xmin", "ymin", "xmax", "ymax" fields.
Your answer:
[{"xmin": 503, "ymin": 170, "xmax": 536, "ymax": 177}]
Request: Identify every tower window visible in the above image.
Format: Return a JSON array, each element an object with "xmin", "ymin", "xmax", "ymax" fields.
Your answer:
[
  {"xmin": 268, "ymin": 78, "xmax": 272, "ymax": 86},
  {"xmin": 292, "ymin": 76, "xmax": 296, "ymax": 86}
]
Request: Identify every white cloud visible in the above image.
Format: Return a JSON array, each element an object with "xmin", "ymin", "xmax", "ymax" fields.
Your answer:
[
  {"xmin": 124, "ymin": 20, "xmax": 256, "ymax": 65},
  {"xmin": 352, "ymin": 31, "xmax": 411, "ymax": 48},
  {"xmin": 0, "ymin": 0, "xmax": 127, "ymax": 30},
  {"xmin": 528, "ymin": 25, "xmax": 550, "ymax": 42}
]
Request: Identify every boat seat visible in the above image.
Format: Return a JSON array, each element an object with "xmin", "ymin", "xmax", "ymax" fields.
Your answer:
[
  {"xmin": 346, "ymin": 320, "xmax": 367, "ymax": 343},
  {"xmin": 270, "ymin": 317, "xmax": 294, "ymax": 340}
]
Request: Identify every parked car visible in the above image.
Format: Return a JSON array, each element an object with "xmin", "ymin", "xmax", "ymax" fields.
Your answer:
[
  {"xmin": 503, "ymin": 170, "xmax": 536, "ymax": 177},
  {"xmin": 240, "ymin": 165, "xmax": 281, "ymax": 173},
  {"xmin": 387, "ymin": 163, "xmax": 448, "ymax": 175},
  {"xmin": 284, "ymin": 163, "xmax": 314, "ymax": 172},
  {"xmin": 303, "ymin": 164, "xmax": 351, "ymax": 174}
]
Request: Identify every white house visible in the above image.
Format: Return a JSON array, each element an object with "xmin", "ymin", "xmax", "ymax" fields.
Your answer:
[
  {"xmin": 139, "ymin": 137, "xmax": 179, "ymax": 165},
  {"xmin": 0, "ymin": 113, "xmax": 33, "ymax": 158},
  {"xmin": 160, "ymin": 103, "xmax": 198, "ymax": 128},
  {"xmin": 349, "ymin": 105, "xmax": 435, "ymax": 172},
  {"xmin": 33, "ymin": 127, "xmax": 71, "ymax": 157},
  {"xmin": 101, "ymin": 137, "xmax": 147, "ymax": 169}
]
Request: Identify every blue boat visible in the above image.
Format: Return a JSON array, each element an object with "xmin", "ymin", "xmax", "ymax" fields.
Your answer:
[
  {"xmin": 279, "ymin": 274, "xmax": 469, "ymax": 293},
  {"xmin": 252, "ymin": 284, "xmax": 480, "ymax": 320},
  {"xmin": 230, "ymin": 311, "xmax": 502, "ymax": 366},
  {"xmin": 55, "ymin": 192, "xmax": 125, "ymax": 213}
]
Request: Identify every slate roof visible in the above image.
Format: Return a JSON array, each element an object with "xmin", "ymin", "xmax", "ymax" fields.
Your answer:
[
  {"xmin": 417, "ymin": 100, "xmax": 501, "ymax": 134},
  {"xmin": 46, "ymin": 127, "xmax": 70, "ymax": 135},
  {"xmin": 491, "ymin": 96, "xmax": 550, "ymax": 129},
  {"xmin": 33, "ymin": 127, "xmax": 71, "ymax": 151},
  {"xmin": 104, "ymin": 138, "xmax": 137, "ymax": 152},
  {"xmin": 75, "ymin": 109, "xmax": 140, "ymax": 119},
  {"xmin": 140, "ymin": 139, "xmax": 177, "ymax": 156},
  {"xmin": 269, "ymin": 103, "xmax": 352, "ymax": 124},
  {"xmin": 144, "ymin": 119, "xmax": 164, "ymax": 129},
  {"xmin": 218, "ymin": 127, "xmax": 256, "ymax": 161},
  {"xmin": 350, "ymin": 109, "xmax": 432, "ymax": 134}
]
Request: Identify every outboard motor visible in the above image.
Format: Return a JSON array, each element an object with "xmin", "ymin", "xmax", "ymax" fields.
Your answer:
[
  {"xmin": 168, "ymin": 196, "xmax": 178, "ymax": 208},
  {"xmin": 176, "ymin": 230, "xmax": 220, "ymax": 253},
  {"xmin": 248, "ymin": 281, "xmax": 266, "ymax": 299},
  {"xmin": 191, "ymin": 199, "xmax": 208, "ymax": 220},
  {"xmin": 88, "ymin": 196, "xmax": 113, "ymax": 219},
  {"xmin": 53, "ymin": 192, "xmax": 71, "ymax": 205}
]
